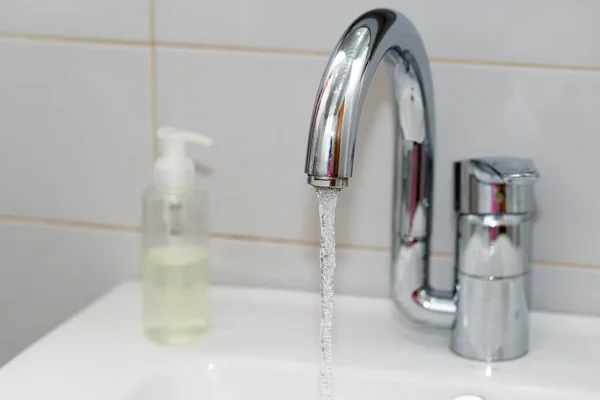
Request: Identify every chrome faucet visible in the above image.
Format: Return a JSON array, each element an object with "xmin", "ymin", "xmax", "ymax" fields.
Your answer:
[{"xmin": 304, "ymin": 8, "xmax": 539, "ymax": 361}]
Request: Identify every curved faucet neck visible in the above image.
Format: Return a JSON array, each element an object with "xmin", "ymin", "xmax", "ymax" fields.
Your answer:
[
  {"xmin": 304, "ymin": 9, "xmax": 455, "ymax": 328},
  {"xmin": 305, "ymin": 9, "xmax": 435, "ymax": 184}
]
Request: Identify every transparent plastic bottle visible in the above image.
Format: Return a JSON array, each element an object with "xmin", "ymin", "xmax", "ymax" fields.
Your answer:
[{"xmin": 142, "ymin": 127, "xmax": 212, "ymax": 345}]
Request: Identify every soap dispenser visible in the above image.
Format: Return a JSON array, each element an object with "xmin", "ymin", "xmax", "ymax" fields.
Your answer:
[{"xmin": 142, "ymin": 126, "xmax": 212, "ymax": 345}]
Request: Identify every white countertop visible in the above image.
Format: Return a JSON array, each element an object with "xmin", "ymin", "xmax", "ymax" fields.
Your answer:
[{"xmin": 0, "ymin": 282, "xmax": 598, "ymax": 399}]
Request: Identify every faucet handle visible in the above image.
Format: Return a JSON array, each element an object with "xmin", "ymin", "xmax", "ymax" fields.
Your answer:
[
  {"xmin": 454, "ymin": 157, "xmax": 540, "ymax": 214},
  {"xmin": 467, "ymin": 157, "xmax": 539, "ymax": 184}
]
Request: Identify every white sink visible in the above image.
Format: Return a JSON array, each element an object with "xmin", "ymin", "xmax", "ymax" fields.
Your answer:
[
  {"xmin": 123, "ymin": 357, "xmax": 591, "ymax": 400},
  {"xmin": 0, "ymin": 283, "xmax": 598, "ymax": 399}
]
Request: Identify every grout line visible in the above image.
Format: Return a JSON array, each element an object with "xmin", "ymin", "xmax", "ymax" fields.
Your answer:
[
  {"xmin": 1, "ymin": 30, "xmax": 600, "ymax": 73},
  {"xmin": 210, "ymin": 232, "xmax": 390, "ymax": 253},
  {"xmin": 430, "ymin": 57, "xmax": 600, "ymax": 73},
  {"xmin": 0, "ymin": 214, "xmax": 383, "ymax": 252},
  {"xmin": 0, "ymin": 31, "xmax": 148, "ymax": 47},
  {"xmin": 531, "ymin": 258, "xmax": 600, "ymax": 271},
  {"xmin": 0, "ymin": 214, "xmax": 598, "ymax": 271},
  {"xmin": 148, "ymin": 0, "xmax": 156, "ymax": 43},
  {"xmin": 153, "ymin": 42, "xmax": 600, "ymax": 73},
  {"xmin": 148, "ymin": 0, "xmax": 159, "ymax": 160},
  {"xmin": 150, "ymin": 54, "xmax": 158, "ymax": 161},
  {"xmin": 0, "ymin": 214, "xmax": 139, "ymax": 233},
  {"xmin": 154, "ymin": 40, "xmax": 330, "ymax": 58}
]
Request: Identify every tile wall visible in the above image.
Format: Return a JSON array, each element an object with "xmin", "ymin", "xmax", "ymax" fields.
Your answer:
[{"xmin": 1, "ymin": 1, "xmax": 600, "ymax": 363}]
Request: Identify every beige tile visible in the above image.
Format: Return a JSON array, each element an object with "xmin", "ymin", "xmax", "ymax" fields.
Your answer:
[
  {"xmin": 155, "ymin": 1, "xmax": 600, "ymax": 67},
  {"xmin": 157, "ymin": 48, "xmax": 600, "ymax": 266},
  {"xmin": 0, "ymin": 0, "xmax": 150, "ymax": 41},
  {"xmin": 0, "ymin": 39, "xmax": 153, "ymax": 226},
  {"xmin": 0, "ymin": 221, "xmax": 139, "ymax": 365}
]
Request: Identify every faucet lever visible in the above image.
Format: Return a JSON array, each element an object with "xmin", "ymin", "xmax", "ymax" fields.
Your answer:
[
  {"xmin": 455, "ymin": 157, "xmax": 539, "ymax": 215},
  {"xmin": 452, "ymin": 156, "xmax": 539, "ymax": 361},
  {"xmin": 468, "ymin": 157, "xmax": 539, "ymax": 184}
]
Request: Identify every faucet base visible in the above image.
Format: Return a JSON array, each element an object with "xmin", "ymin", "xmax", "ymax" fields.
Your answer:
[{"xmin": 450, "ymin": 272, "xmax": 530, "ymax": 362}]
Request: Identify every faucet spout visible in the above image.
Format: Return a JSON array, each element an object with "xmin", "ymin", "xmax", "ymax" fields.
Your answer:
[{"xmin": 305, "ymin": 8, "xmax": 455, "ymax": 327}]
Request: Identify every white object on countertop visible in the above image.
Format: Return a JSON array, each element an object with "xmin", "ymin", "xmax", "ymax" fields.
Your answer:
[
  {"xmin": 154, "ymin": 126, "xmax": 213, "ymax": 192},
  {"xmin": 142, "ymin": 126, "xmax": 212, "ymax": 346},
  {"xmin": 0, "ymin": 282, "xmax": 599, "ymax": 399}
]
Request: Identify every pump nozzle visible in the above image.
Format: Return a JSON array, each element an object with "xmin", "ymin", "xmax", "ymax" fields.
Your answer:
[
  {"xmin": 155, "ymin": 126, "xmax": 213, "ymax": 191},
  {"xmin": 159, "ymin": 126, "xmax": 213, "ymax": 152}
]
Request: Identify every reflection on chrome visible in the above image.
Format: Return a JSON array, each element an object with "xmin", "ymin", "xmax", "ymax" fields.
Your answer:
[{"xmin": 304, "ymin": 9, "xmax": 540, "ymax": 361}]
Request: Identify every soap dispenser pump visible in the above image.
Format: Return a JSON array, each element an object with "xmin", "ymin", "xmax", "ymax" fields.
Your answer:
[{"xmin": 142, "ymin": 126, "xmax": 212, "ymax": 345}]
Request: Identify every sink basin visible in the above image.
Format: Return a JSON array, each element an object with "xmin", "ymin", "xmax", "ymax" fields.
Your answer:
[
  {"xmin": 124, "ymin": 357, "xmax": 590, "ymax": 400},
  {"xmin": 0, "ymin": 282, "xmax": 598, "ymax": 399}
]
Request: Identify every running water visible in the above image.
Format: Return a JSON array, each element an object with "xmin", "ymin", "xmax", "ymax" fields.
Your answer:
[{"xmin": 316, "ymin": 187, "xmax": 341, "ymax": 400}]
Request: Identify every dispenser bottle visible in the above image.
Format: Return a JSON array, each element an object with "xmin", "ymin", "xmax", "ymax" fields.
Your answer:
[{"xmin": 142, "ymin": 126, "xmax": 212, "ymax": 345}]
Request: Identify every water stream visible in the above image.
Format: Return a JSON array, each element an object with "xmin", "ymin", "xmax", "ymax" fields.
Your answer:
[{"xmin": 316, "ymin": 187, "xmax": 341, "ymax": 400}]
